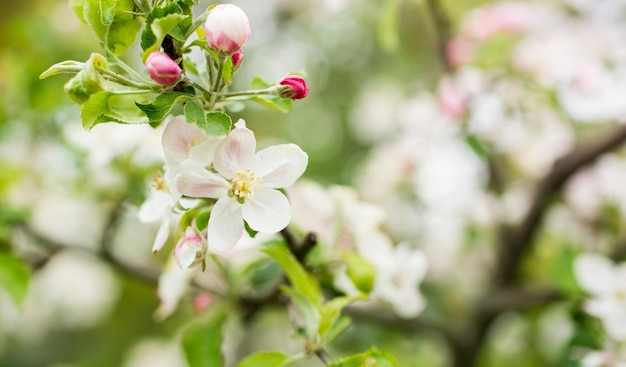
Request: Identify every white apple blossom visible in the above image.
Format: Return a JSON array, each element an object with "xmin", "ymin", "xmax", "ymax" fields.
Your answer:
[
  {"xmin": 139, "ymin": 116, "xmax": 223, "ymax": 253},
  {"xmin": 175, "ymin": 120, "xmax": 308, "ymax": 253},
  {"xmin": 574, "ymin": 252, "xmax": 626, "ymax": 341}
]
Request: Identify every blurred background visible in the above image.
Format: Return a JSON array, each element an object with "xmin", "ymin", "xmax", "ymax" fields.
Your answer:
[{"xmin": 3, "ymin": 0, "xmax": 626, "ymax": 366}]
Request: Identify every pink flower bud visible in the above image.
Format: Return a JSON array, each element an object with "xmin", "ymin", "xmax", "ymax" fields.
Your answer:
[
  {"xmin": 146, "ymin": 51, "xmax": 181, "ymax": 86},
  {"xmin": 174, "ymin": 227, "xmax": 206, "ymax": 269},
  {"xmin": 279, "ymin": 75, "xmax": 309, "ymax": 100},
  {"xmin": 231, "ymin": 50, "xmax": 243, "ymax": 67},
  {"xmin": 192, "ymin": 293, "xmax": 214, "ymax": 313},
  {"xmin": 204, "ymin": 4, "xmax": 251, "ymax": 55}
]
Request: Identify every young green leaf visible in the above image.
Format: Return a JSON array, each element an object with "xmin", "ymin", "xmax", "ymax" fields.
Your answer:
[
  {"xmin": 135, "ymin": 92, "xmax": 194, "ymax": 123},
  {"xmin": 318, "ymin": 295, "xmax": 365, "ymax": 342},
  {"xmin": 262, "ymin": 239, "xmax": 323, "ymax": 306},
  {"xmin": 328, "ymin": 348, "xmax": 399, "ymax": 367},
  {"xmin": 342, "ymin": 251, "xmax": 376, "ymax": 294},
  {"xmin": 250, "ymin": 77, "xmax": 292, "ymax": 113},
  {"xmin": 182, "ymin": 309, "xmax": 228, "ymax": 367},
  {"xmin": 281, "ymin": 286, "xmax": 321, "ymax": 342},
  {"xmin": 81, "ymin": 91, "xmax": 151, "ymax": 129},
  {"xmin": 83, "ymin": 0, "xmax": 141, "ymax": 56},
  {"xmin": 142, "ymin": 13, "xmax": 189, "ymax": 61},
  {"xmin": 199, "ymin": 111, "xmax": 232, "ymax": 136},
  {"xmin": 0, "ymin": 250, "xmax": 30, "ymax": 306},
  {"xmin": 184, "ymin": 101, "xmax": 206, "ymax": 124},
  {"xmin": 237, "ymin": 351, "xmax": 289, "ymax": 367}
]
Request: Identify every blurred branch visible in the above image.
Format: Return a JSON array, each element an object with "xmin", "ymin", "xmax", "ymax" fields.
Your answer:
[
  {"xmin": 497, "ymin": 123, "xmax": 626, "ymax": 285},
  {"xmin": 425, "ymin": 0, "xmax": 453, "ymax": 73}
]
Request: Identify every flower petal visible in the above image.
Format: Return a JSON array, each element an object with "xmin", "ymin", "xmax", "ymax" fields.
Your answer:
[
  {"xmin": 208, "ymin": 197, "xmax": 244, "ymax": 253},
  {"xmin": 152, "ymin": 214, "xmax": 171, "ymax": 253},
  {"xmin": 574, "ymin": 252, "xmax": 615, "ymax": 296},
  {"xmin": 175, "ymin": 161, "xmax": 229, "ymax": 198},
  {"xmin": 162, "ymin": 116, "xmax": 208, "ymax": 167},
  {"xmin": 213, "ymin": 123, "xmax": 256, "ymax": 179},
  {"xmin": 242, "ymin": 188, "xmax": 290, "ymax": 233},
  {"xmin": 252, "ymin": 144, "xmax": 308, "ymax": 188}
]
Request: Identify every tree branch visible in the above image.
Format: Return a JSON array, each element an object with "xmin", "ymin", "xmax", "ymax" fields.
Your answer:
[{"xmin": 497, "ymin": 123, "xmax": 626, "ymax": 285}]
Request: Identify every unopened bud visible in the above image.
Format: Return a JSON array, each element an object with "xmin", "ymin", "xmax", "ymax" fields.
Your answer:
[
  {"xmin": 174, "ymin": 227, "xmax": 206, "ymax": 269},
  {"xmin": 204, "ymin": 4, "xmax": 251, "ymax": 54},
  {"xmin": 231, "ymin": 50, "xmax": 243, "ymax": 68},
  {"xmin": 146, "ymin": 51, "xmax": 181, "ymax": 86},
  {"xmin": 279, "ymin": 75, "xmax": 309, "ymax": 100}
]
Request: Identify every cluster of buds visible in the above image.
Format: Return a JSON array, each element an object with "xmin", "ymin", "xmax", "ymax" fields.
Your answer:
[{"xmin": 143, "ymin": 3, "xmax": 308, "ymax": 100}]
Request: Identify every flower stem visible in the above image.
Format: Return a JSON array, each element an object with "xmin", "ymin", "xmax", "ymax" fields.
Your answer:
[
  {"xmin": 314, "ymin": 348, "xmax": 333, "ymax": 365},
  {"xmin": 222, "ymin": 86, "xmax": 281, "ymax": 98}
]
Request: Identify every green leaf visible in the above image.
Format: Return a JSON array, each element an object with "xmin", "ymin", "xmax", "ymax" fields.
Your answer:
[
  {"xmin": 237, "ymin": 351, "xmax": 289, "ymax": 367},
  {"xmin": 142, "ymin": 13, "xmax": 189, "ymax": 61},
  {"xmin": 250, "ymin": 77, "xmax": 292, "ymax": 113},
  {"xmin": 83, "ymin": 0, "xmax": 141, "ymax": 55},
  {"xmin": 328, "ymin": 348, "xmax": 399, "ymax": 367},
  {"xmin": 262, "ymin": 240, "xmax": 323, "ymax": 306},
  {"xmin": 243, "ymin": 220, "xmax": 258, "ymax": 238},
  {"xmin": 240, "ymin": 257, "xmax": 282, "ymax": 293},
  {"xmin": 0, "ymin": 250, "xmax": 30, "ymax": 306},
  {"xmin": 222, "ymin": 56, "xmax": 234, "ymax": 85},
  {"xmin": 324, "ymin": 315, "xmax": 352, "ymax": 344},
  {"xmin": 200, "ymin": 111, "xmax": 232, "ymax": 136},
  {"xmin": 281, "ymin": 286, "xmax": 321, "ymax": 342},
  {"xmin": 184, "ymin": 101, "xmax": 205, "ymax": 124},
  {"xmin": 318, "ymin": 295, "xmax": 364, "ymax": 342},
  {"xmin": 342, "ymin": 252, "xmax": 376, "ymax": 294},
  {"xmin": 135, "ymin": 92, "xmax": 193, "ymax": 123},
  {"xmin": 40, "ymin": 60, "xmax": 84, "ymax": 79},
  {"xmin": 63, "ymin": 53, "xmax": 109, "ymax": 104},
  {"xmin": 69, "ymin": 0, "xmax": 86, "ymax": 23},
  {"xmin": 182, "ymin": 309, "xmax": 228, "ymax": 367},
  {"xmin": 81, "ymin": 91, "xmax": 151, "ymax": 129}
]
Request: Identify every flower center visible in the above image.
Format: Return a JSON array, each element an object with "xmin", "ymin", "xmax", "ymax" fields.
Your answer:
[{"xmin": 231, "ymin": 169, "xmax": 262, "ymax": 201}]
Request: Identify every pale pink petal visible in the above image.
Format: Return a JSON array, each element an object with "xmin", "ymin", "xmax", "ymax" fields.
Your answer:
[
  {"xmin": 213, "ymin": 125, "xmax": 256, "ymax": 179},
  {"xmin": 241, "ymin": 188, "xmax": 290, "ymax": 233},
  {"xmin": 574, "ymin": 252, "xmax": 615, "ymax": 296},
  {"xmin": 162, "ymin": 116, "xmax": 207, "ymax": 166},
  {"xmin": 175, "ymin": 161, "xmax": 229, "ymax": 198},
  {"xmin": 155, "ymin": 259, "xmax": 195, "ymax": 320},
  {"xmin": 189, "ymin": 139, "xmax": 221, "ymax": 167},
  {"xmin": 251, "ymin": 144, "xmax": 308, "ymax": 188},
  {"xmin": 208, "ymin": 197, "xmax": 244, "ymax": 253},
  {"xmin": 138, "ymin": 190, "xmax": 171, "ymax": 223},
  {"xmin": 175, "ymin": 242, "xmax": 199, "ymax": 269}
]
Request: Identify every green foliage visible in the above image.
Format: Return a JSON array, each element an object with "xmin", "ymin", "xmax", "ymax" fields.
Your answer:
[
  {"xmin": 378, "ymin": 0, "xmax": 401, "ymax": 52},
  {"xmin": 250, "ymin": 77, "xmax": 292, "ymax": 113},
  {"xmin": 182, "ymin": 307, "xmax": 228, "ymax": 367},
  {"xmin": 185, "ymin": 106, "xmax": 232, "ymax": 136},
  {"xmin": 82, "ymin": 91, "xmax": 151, "ymax": 129},
  {"xmin": 342, "ymin": 251, "xmax": 376, "ymax": 294},
  {"xmin": 262, "ymin": 240, "xmax": 323, "ymax": 306},
  {"xmin": 240, "ymin": 257, "xmax": 282, "ymax": 293},
  {"xmin": 63, "ymin": 53, "xmax": 108, "ymax": 103},
  {"xmin": 0, "ymin": 249, "xmax": 30, "ymax": 306},
  {"xmin": 237, "ymin": 351, "xmax": 289, "ymax": 367},
  {"xmin": 328, "ymin": 347, "xmax": 399, "ymax": 367},
  {"xmin": 135, "ymin": 92, "xmax": 194, "ymax": 125},
  {"xmin": 201, "ymin": 112, "xmax": 232, "ymax": 136},
  {"xmin": 141, "ymin": 1, "xmax": 193, "ymax": 60},
  {"xmin": 80, "ymin": 0, "xmax": 142, "ymax": 55}
]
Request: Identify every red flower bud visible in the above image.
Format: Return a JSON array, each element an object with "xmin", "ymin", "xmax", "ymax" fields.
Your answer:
[
  {"xmin": 204, "ymin": 4, "xmax": 251, "ymax": 55},
  {"xmin": 231, "ymin": 50, "xmax": 243, "ymax": 68},
  {"xmin": 146, "ymin": 51, "xmax": 181, "ymax": 86},
  {"xmin": 279, "ymin": 75, "xmax": 309, "ymax": 100}
]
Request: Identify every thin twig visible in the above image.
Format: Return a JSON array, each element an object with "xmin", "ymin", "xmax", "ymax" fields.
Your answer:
[{"xmin": 314, "ymin": 348, "xmax": 333, "ymax": 365}]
